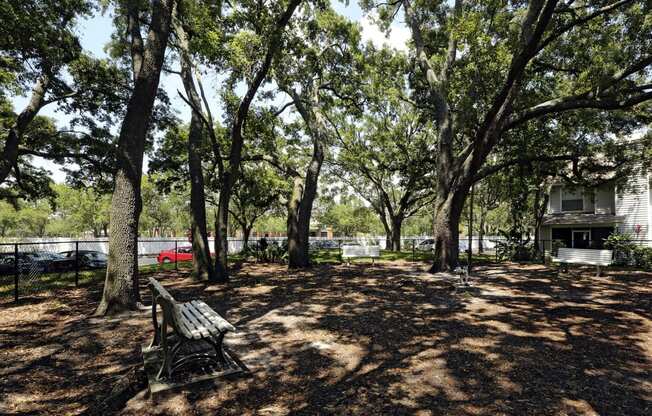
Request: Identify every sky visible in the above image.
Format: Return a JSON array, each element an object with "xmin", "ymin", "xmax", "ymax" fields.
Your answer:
[{"xmin": 11, "ymin": 1, "xmax": 410, "ymax": 183}]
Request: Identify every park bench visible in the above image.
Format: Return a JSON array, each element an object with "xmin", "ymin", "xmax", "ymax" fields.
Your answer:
[
  {"xmin": 551, "ymin": 248, "xmax": 613, "ymax": 277},
  {"xmin": 341, "ymin": 245, "xmax": 380, "ymax": 264},
  {"xmin": 147, "ymin": 277, "xmax": 235, "ymax": 380}
]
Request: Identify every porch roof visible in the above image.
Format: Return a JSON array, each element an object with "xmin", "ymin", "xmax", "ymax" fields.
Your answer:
[{"xmin": 542, "ymin": 213, "xmax": 625, "ymax": 226}]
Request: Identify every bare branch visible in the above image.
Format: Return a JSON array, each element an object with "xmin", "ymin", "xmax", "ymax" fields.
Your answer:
[
  {"xmin": 273, "ymin": 100, "xmax": 296, "ymax": 117},
  {"xmin": 536, "ymin": 0, "xmax": 636, "ymax": 55}
]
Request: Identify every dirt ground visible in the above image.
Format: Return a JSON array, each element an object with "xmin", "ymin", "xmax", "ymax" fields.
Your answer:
[{"xmin": 1, "ymin": 261, "xmax": 651, "ymax": 415}]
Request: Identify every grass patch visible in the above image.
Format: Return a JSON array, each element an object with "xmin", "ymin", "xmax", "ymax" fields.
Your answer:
[
  {"xmin": 0, "ymin": 251, "xmax": 502, "ymax": 299},
  {"xmin": 0, "ymin": 268, "xmax": 105, "ymax": 299},
  {"xmin": 309, "ymin": 249, "xmax": 498, "ymax": 265}
]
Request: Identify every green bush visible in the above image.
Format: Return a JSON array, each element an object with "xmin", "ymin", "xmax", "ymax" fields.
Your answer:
[
  {"xmin": 495, "ymin": 230, "xmax": 536, "ymax": 261},
  {"xmin": 551, "ymin": 239, "xmax": 566, "ymax": 256},
  {"xmin": 632, "ymin": 246, "xmax": 652, "ymax": 271},
  {"xmin": 604, "ymin": 233, "xmax": 636, "ymax": 266}
]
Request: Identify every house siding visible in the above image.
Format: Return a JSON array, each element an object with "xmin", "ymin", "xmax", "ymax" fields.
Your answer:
[{"xmin": 615, "ymin": 170, "xmax": 650, "ymax": 242}]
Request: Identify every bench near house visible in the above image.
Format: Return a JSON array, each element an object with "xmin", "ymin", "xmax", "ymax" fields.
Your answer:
[
  {"xmin": 551, "ymin": 247, "xmax": 613, "ymax": 277},
  {"xmin": 341, "ymin": 245, "xmax": 380, "ymax": 264},
  {"xmin": 539, "ymin": 167, "xmax": 652, "ymax": 252}
]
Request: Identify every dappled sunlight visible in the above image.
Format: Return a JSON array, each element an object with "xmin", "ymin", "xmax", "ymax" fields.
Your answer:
[{"xmin": 1, "ymin": 261, "xmax": 651, "ymax": 414}]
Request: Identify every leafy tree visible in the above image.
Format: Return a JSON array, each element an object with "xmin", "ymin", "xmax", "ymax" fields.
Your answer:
[
  {"xmin": 264, "ymin": 5, "xmax": 364, "ymax": 267},
  {"xmin": 50, "ymin": 184, "xmax": 111, "ymax": 237},
  {"xmin": 175, "ymin": 0, "xmax": 303, "ymax": 280},
  {"xmin": 253, "ymin": 213, "xmax": 287, "ymax": 235},
  {"xmin": 17, "ymin": 200, "xmax": 52, "ymax": 237},
  {"xmin": 0, "ymin": 201, "xmax": 18, "ymax": 237},
  {"xmin": 0, "ymin": 2, "xmax": 135, "ymax": 200},
  {"xmin": 96, "ymin": 0, "xmax": 176, "ymax": 316},
  {"xmin": 0, "ymin": 0, "xmax": 91, "ymax": 187},
  {"xmin": 318, "ymin": 195, "xmax": 381, "ymax": 237},
  {"xmin": 230, "ymin": 165, "xmax": 285, "ymax": 248},
  {"xmin": 363, "ymin": 0, "xmax": 652, "ymax": 271},
  {"xmin": 335, "ymin": 48, "xmax": 436, "ymax": 250}
]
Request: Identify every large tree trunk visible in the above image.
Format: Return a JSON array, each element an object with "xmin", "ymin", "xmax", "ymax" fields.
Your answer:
[
  {"xmin": 478, "ymin": 209, "xmax": 486, "ymax": 253},
  {"xmin": 429, "ymin": 189, "xmax": 467, "ymax": 273},
  {"xmin": 389, "ymin": 216, "xmax": 402, "ymax": 251},
  {"xmin": 283, "ymin": 84, "xmax": 326, "ymax": 269},
  {"xmin": 187, "ymin": 111, "xmax": 214, "ymax": 280},
  {"xmin": 287, "ymin": 122, "xmax": 324, "ymax": 268},
  {"xmin": 214, "ymin": 184, "xmax": 231, "ymax": 281},
  {"xmin": 0, "ymin": 75, "xmax": 50, "ymax": 184},
  {"xmin": 177, "ymin": 20, "xmax": 214, "ymax": 281},
  {"xmin": 242, "ymin": 224, "xmax": 251, "ymax": 249},
  {"xmin": 287, "ymin": 177, "xmax": 307, "ymax": 267},
  {"xmin": 533, "ymin": 189, "xmax": 549, "ymax": 255},
  {"xmin": 95, "ymin": 0, "xmax": 174, "ymax": 316}
]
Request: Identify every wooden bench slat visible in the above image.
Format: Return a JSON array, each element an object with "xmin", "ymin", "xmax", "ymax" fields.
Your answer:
[
  {"xmin": 191, "ymin": 300, "xmax": 236, "ymax": 333},
  {"xmin": 175, "ymin": 314, "xmax": 199, "ymax": 340},
  {"xmin": 147, "ymin": 277, "xmax": 237, "ymax": 380},
  {"xmin": 552, "ymin": 248, "xmax": 612, "ymax": 277},
  {"xmin": 553, "ymin": 248, "xmax": 612, "ymax": 266},
  {"xmin": 183, "ymin": 303, "xmax": 223, "ymax": 338},
  {"xmin": 179, "ymin": 304, "xmax": 212, "ymax": 339}
]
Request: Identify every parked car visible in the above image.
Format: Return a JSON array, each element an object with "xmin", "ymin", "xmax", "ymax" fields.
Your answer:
[
  {"xmin": 416, "ymin": 239, "xmax": 435, "ymax": 251},
  {"xmin": 32, "ymin": 252, "xmax": 76, "ymax": 272},
  {"xmin": 59, "ymin": 250, "xmax": 108, "ymax": 269},
  {"xmin": 0, "ymin": 252, "xmax": 49, "ymax": 275},
  {"xmin": 310, "ymin": 240, "xmax": 340, "ymax": 249},
  {"xmin": 157, "ymin": 246, "xmax": 193, "ymax": 264}
]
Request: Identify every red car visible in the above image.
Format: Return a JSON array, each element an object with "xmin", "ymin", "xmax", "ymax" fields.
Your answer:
[{"xmin": 157, "ymin": 246, "xmax": 193, "ymax": 263}]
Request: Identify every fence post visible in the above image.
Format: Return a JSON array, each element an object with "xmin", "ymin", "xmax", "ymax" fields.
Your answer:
[
  {"xmin": 174, "ymin": 240, "xmax": 178, "ymax": 271},
  {"xmin": 338, "ymin": 240, "xmax": 342, "ymax": 263},
  {"xmin": 412, "ymin": 239, "xmax": 415, "ymax": 262},
  {"xmin": 75, "ymin": 241, "xmax": 79, "ymax": 287},
  {"xmin": 14, "ymin": 243, "xmax": 19, "ymax": 302}
]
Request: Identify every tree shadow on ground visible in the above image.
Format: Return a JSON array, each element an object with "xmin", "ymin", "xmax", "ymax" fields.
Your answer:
[{"xmin": 1, "ymin": 261, "xmax": 650, "ymax": 415}]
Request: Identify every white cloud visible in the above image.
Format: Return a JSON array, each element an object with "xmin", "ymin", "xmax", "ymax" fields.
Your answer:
[{"xmin": 359, "ymin": 14, "xmax": 410, "ymax": 52}]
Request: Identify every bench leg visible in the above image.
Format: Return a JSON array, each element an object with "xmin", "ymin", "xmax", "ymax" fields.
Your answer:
[
  {"xmin": 156, "ymin": 317, "xmax": 172, "ymax": 380},
  {"xmin": 148, "ymin": 299, "xmax": 160, "ymax": 349},
  {"xmin": 596, "ymin": 265, "xmax": 601, "ymax": 277},
  {"xmin": 163, "ymin": 335, "xmax": 228, "ymax": 377},
  {"xmin": 207, "ymin": 332, "xmax": 227, "ymax": 364}
]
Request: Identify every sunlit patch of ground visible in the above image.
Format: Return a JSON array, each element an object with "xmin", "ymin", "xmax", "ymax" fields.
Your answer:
[{"xmin": 0, "ymin": 260, "xmax": 650, "ymax": 415}]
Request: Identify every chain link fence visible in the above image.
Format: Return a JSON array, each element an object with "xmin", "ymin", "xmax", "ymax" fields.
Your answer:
[{"xmin": 2, "ymin": 236, "xmax": 651, "ymax": 302}]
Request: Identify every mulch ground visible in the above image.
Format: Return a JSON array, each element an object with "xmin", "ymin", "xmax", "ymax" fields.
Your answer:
[{"xmin": 1, "ymin": 260, "xmax": 651, "ymax": 415}]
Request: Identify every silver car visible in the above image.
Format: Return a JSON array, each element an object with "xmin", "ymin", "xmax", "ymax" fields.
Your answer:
[{"xmin": 416, "ymin": 239, "xmax": 435, "ymax": 251}]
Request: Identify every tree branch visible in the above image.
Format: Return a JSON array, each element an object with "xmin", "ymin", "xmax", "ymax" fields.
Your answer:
[
  {"xmin": 472, "ymin": 154, "xmax": 580, "ymax": 182},
  {"xmin": 506, "ymin": 88, "xmax": 652, "ymax": 130},
  {"xmin": 535, "ymin": 0, "xmax": 636, "ymax": 55},
  {"xmin": 273, "ymin": 100, "xmax": 296, "ymax": 117}
]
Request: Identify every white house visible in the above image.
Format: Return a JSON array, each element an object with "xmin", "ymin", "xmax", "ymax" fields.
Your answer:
[{"xmin": 539, "ymin": 168, "xmax": 651, "ymax": 249}]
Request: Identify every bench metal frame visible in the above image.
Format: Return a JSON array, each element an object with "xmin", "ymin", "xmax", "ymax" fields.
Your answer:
[{"xmin": 148, "ymin": 278, "xmax": 235, "ymax": 380}]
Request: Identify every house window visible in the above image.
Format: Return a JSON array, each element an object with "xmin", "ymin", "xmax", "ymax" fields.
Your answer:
[{"xmin": 562, "ymin": 188, "xmax": 583, "ymax": 211}]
